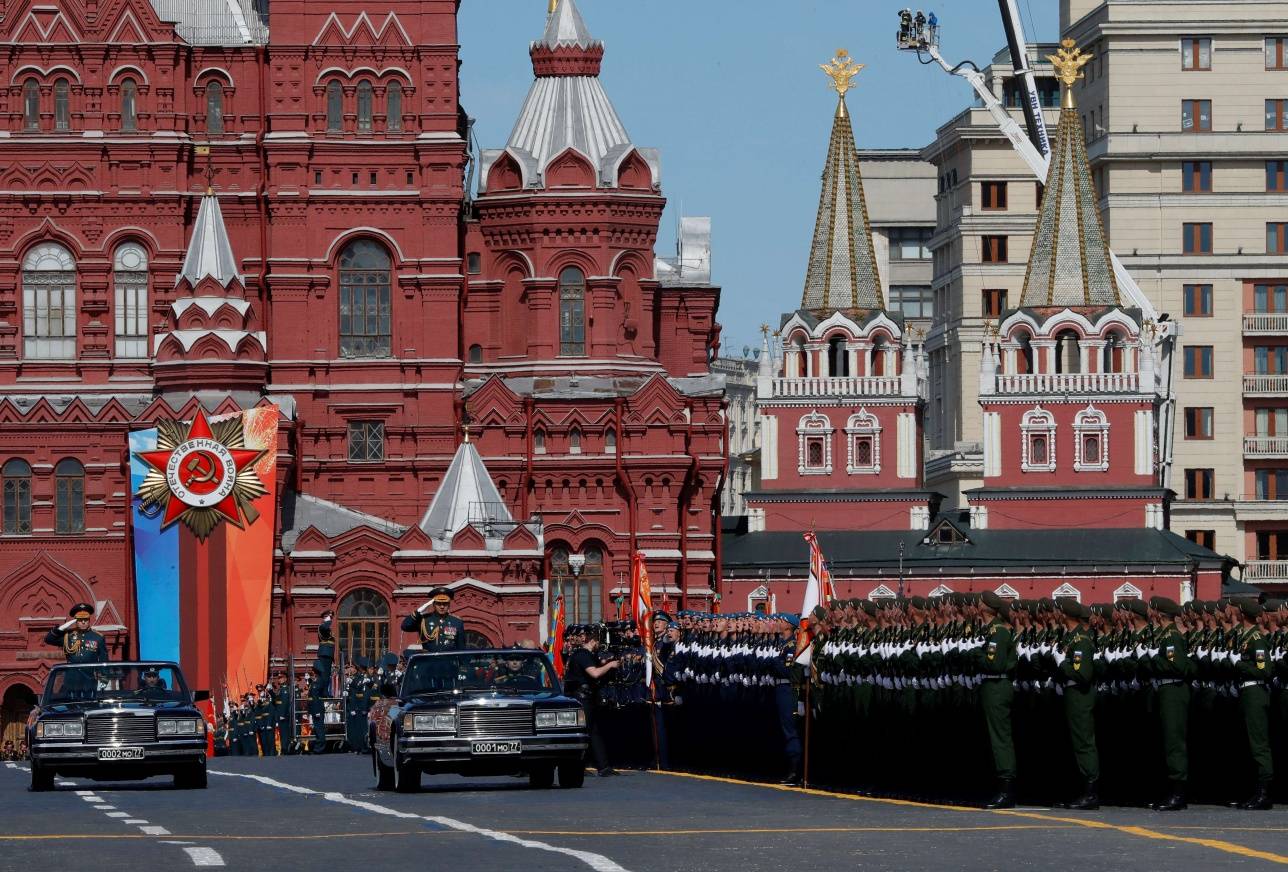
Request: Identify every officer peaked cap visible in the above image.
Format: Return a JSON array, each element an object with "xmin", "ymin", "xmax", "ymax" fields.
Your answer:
[
  {"xmin": 69, "ymin": 602, "xmax": 94, "ymax": 619},
  {"xmin": 1058, "ymin": 599, "xmax": 1089, "ymax": 620},
  {"xmin": 429, "ymin": 586, "xmax": 454, "ymax": 603},
  {"xmin": 980, "ymin": 591, "xmax": 1007, "ymax": 612},
  {"xmin": 1149, "ymin": 596, "xmax": 1182, "ymax": 617},
  {"xmin": 1121, "ymin": 599, "xmax": 1148, "ymax": 618},
  {"xmin": 1239, "ymin": 600, "xmax": 1264, "ymax": 619}
]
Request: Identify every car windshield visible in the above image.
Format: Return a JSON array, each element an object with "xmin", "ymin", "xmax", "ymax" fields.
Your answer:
[
  {"xmin": 43, "ymin": 664, "xmax": 189, "ymax": 705},
  {"xmin": 402, "ymin": 651, "xmax": 559, "ymax": 697}
]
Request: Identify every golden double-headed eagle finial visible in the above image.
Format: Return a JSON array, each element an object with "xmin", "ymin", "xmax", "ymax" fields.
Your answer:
[
  {"xmin": 548, "ymin": 0, "xmax": 559, "ymax": 13},
  {"xmin": 821, "ymin": 49, "xmax": 865, "ymax": 100},
  {"xmin": 1047, "ymin": 38, "xmax": 1092, "ymax": 108}
]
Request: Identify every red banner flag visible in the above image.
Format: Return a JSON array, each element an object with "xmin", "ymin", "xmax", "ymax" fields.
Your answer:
[
  {"xmin": 630, "ymin": 551, "xmax": 655, "ymax": 685},
  {"xmin": 551, "ymin": 594, "xmax": 566, "ymax": 679}
]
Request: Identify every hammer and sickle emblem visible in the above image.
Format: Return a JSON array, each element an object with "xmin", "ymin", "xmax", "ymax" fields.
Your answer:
[{"xmin": 184, "ymin": 452, "xmax": 218, "ymax": 487}]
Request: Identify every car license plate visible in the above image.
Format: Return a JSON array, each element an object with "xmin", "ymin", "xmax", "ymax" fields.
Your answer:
[
  {"xmin": 98, "ymin": 747, "xmax": 144, "ymax": 761},
  {"xmin": 470, "ymin": 741, "xmax": 520, "ymax": 755}
]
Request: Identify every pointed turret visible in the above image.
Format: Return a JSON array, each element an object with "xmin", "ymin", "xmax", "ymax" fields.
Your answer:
[
  {"xmin": 419, "ymin": 436, "xmax": 514, "ymax": 548},
  {"xmin": 153, "ymin": 191, "xmax": 266, "ymax": 391},
  {"xmin": 179, "ymin": 191, "xmax": 242, "ymax": 288},
  {"xmin": 801, "ymin": 50, "xmax": 884, "ymax": 314},
  {"xmin": 480, "ymin": 0, "xmax": 659, "ymax": 191},
  {"xmin": 1019, "ymin": 39, "xmax": 1118, "ymax": 308}
]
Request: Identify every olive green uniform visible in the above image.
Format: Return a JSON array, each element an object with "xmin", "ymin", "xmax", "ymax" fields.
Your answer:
[{"xmin": 978, "ymin": 618, "xmax": 1018, "ymax": 779}]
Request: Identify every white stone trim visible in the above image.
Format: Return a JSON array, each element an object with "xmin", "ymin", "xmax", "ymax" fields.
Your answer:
[
  {"xmin": 928, "ymin": 584, "xmax": 954, "ymax": 597},
  {"xmin": 1073, "ymin": 404, "xmax": 1110, "ymax": 473},
  {"xmin": 797, "ymin": 411, "xmax": 834, "ymax": 475},
  {"xmin": 994, "ymin": 583, "xmax": 1020, "ymax": 599},
  {"xmin": 1020, "ymin": 406, "xmax": 1056, "ymax": 473},
  {"xmin": 1052, "ymin": 582, "xmax": 1082, "ymax": 602},
  {"xmin": 868, "ymin": 584, "xmax": 898, "ymax": 600},
  {"xmin": 844, "ymin": 408, "xmax": 881, "ymax": 474},
  {"xmin": 983, "ymin": 412, "xmax": 1002, "ymax": 478},
  {"xmin": 1113, "ymin": 582, "xmax": 1143, "ymax": 601},
  {"xmin": 1134, "ymin": 409, "xmax": 1154, "ymax": 476},
  {"xmin": 761, "ymin": 415, "xmax": 779, "ymax": 480},
  {"xmin": 910, "ymin": 505, "xmax": 931, "ymax": 530},
  {"xmin": 897, "ymin": 412, "xmax": 917, "ymax": 479}
]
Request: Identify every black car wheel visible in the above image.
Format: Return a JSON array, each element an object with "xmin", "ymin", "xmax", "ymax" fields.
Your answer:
[
  {"xmin": 174, "ymin": 762, "xmax": 208, "ymax": 790},
  {"xmin": 373, "ymin": 747, "xmax": 395, "ymax": 791},
  {"xmin": 557, "ymin": 761, "xmax": 585, "ymax": 789},
  {"xmin": 528, "ymin": 764, "xmax": 555, "ymax": 789},
  {"xmin": 29, "ymin": 763, "xmax": 54, "ymax": 792},
  {"xmin": 394, "ymin": 754, "xmax": 419, "ymax": 793}
]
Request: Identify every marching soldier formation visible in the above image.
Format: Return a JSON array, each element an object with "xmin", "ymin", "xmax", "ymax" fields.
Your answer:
[{"xmin": 807, "ymin": 593, "xmax": 1285, "ymax": 810}]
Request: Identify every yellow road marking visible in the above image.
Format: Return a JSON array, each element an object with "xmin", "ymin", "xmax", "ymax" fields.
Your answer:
[
  {"xmin": 653, "ymin": 770, "xmax": 1288, "ymax": 866},
  {"xmin": 510, "ymin": 825, "xmax": 1070, "ymax": 836}
]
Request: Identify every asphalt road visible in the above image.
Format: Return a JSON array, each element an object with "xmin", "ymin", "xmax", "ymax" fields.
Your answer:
[{"xmin": 5, "ymin": 755, "xmax": 1288, "ymax": 871}]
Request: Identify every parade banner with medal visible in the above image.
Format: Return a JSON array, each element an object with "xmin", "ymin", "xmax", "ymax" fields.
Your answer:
[{"xmin": 129, "ymin": 405, "xmax": 279, "ymax": 694}]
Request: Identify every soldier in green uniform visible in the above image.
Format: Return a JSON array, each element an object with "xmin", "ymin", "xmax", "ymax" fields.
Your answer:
[
  {"xmin": 1148, "ymin": 596, "xmax": 1193, "ymax": 810},
  {"xmin": 1231, "ymin": 600, "xmax": 1274, "ymax": 809},
  {"xmin": 1054, "ymin": 598, "xmax": 1099, "ymax": 810},
  {"xmin": 978, "ymin": 591, "xmax": 1019, "ymax": 809},
  {"xmin": 401, "ymin": 587, "xmax": 466, "ymax": 651}
]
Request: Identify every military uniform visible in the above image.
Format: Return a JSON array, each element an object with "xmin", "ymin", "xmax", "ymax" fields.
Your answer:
[
  {"xmin": 1054, "ymin": 599, "xmax": 1099, "ymax": 809},
  {"xmin": 978, "ymin": 592, "xmax": 1018, "ymax": 808},
  {"xmin": 308, "ymin": 613, "xmax": 335, "ymax": 754},
  {"xmin": 401, "ymin": 587, "xmax": 465, "ymax": 651},
  {"xmin": 44, "ymin": 603, "xmax": 108, "ymax": 698},
  {"xmin": 1234, "ymin": 602, "xmax": 1274, "ymax": 809}
]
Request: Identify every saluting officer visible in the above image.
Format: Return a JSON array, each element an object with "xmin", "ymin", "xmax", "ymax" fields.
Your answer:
[
  {"xmin": 45, "ymin": 603, "xmax": 109, "ymax": 664},
  {"xmin": 308, "ymin": 611, "xmax": 336, "ymax": 754},
  {"xmin": 402, "ymin": 587, "xmax": 465, "ymax": 651}
]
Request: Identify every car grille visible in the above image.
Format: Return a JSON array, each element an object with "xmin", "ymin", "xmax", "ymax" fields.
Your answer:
[
  {"xmin": 86, "ymin": 714, "xmax": 156, "ymax": 745},
  {"xmin": 457, "ymin": 707, "xmax": 532, "ymax": 738}
]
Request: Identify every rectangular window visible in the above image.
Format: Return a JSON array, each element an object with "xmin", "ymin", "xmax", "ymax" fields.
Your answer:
[
  {"xmin": 1182, "ymin": 37, "xmax": 1212, "ymax": 71},
  {"xmin": 1270, "ymin": 37, "xmax": 1288, "ymax": 71},
  {"xmin": 1183, "ymin": 345, "xmax": 1214, "ymax": 378},
  {"xmin": 1182, "ymin": 99, "xmax": 1212, "ymax": 132},
  {"xmin": 1182, "ymin": 160, "xmax": 1212, "ymax": 192},
  {"xmin": 1256, "ymin": 469, "xmax": 1288, "ymax": 500},
  {"xmin": 981, "ymin": 235, "xmax": 1008, "ymax": 264},
  {"xmin": 1255, "ymin": 408, "xmax": 1288, "ymax": 437},
  {"xmin": 1184, "ymin": 468, "xmax": 1214, "ymax": 499},
  {"xmin": 1255, "ymin": 284, "xmax": 1288, "ymax": 313},
  {"xmin": 982, "ymin": 288, "xmax": 1009, "ymax": 319},
  {"xmin": 888, "ymin": 227, "xmax": 934, "ymax": 261},
  {"xmin": 981, "ymin": 181, "xmax": 1008, "ymax": 211},
  {"xmin": 1255, "ymin": 345, "xmax": 1288, "ymax": 375},
  {"xmin": 888, "ymin": 285, "xmax": 934, "ymax": 319},
  {"xmin": 1183, "ymin": 222, "xmax": 1212, "ymax": 255},
  {"xmin": 1269, "ymin": 99, "xmax": 1288, "ymax": 131},
  {"xmin": 114, "ymin": 273, "xmax": 148, "ymax": 359},
  {"xmin": 1270, "ymin": 223, "xmax": 1288, "ymax": 255},
  {"xmin": 1184, "ymin": 407, "xmax": 1214, "ymax": 439},
  {"xmin": 1186, "ymin": 529, "xmax": 1216, "ymax": 550},
  {"xmin": 1270, "ymin": 161, "xmax": 1288, "ymax": 193},
  {"xmin": 347, "ymin": 421, "xmax": 385, "ymax": 463},
  {"xmin": 1183, "ymin": 283, "xmax": 1213, "ymax": 317}
]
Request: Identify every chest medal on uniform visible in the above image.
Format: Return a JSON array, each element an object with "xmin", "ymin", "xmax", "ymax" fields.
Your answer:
[
  {"xmin": 134, "ymin": 409, "xmax": 268, "ymax": 541},
  {"xmin": 1257, "ymin": 650, "xmax": 1267, "ymax": 669},
  {"xmin": 1166, "ymin": 645, "xmax": 1176, "ymax": 661}
]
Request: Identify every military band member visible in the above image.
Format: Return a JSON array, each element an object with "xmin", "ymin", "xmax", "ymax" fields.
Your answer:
[
  {"xmin": 402, "ymin": 587, "xmax": 465, "ymax": 651},
  {"xmin": 45, "ymin": 602, "xmax": 109, "ymax": 664}
]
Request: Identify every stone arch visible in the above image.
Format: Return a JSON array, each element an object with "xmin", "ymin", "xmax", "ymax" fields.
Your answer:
[
  {"xmin": 0, "ymin": 553, "xmax": 94, "ymax": 628},
  {"xmin": 544, "ymin": 148, "xmax": 595, "ymax": 188}
]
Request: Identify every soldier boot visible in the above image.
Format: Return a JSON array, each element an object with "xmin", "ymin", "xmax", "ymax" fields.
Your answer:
[{"xmin": 983, "ymin": 778, "xmax": 1015, "ymax": 810}]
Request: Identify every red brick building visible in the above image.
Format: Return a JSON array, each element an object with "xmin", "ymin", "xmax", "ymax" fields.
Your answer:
[
  {"xmin": 721, "ymin": 56, "xmax": 1229, "ymax": 614},
  {"xmin": 0, "ymin": 0, "xmax": 723, "ymax": 741}
]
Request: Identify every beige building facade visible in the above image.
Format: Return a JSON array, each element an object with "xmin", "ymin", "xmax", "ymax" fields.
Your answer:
[{"xmin": 1063, "ymin": 0, "xmax": 1288, "ymax": 580}]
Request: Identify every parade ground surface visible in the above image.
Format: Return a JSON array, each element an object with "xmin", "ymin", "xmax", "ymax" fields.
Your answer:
[{"xmin": 5, "ymin": 757, "xmax": 1288, "ymax": 871}]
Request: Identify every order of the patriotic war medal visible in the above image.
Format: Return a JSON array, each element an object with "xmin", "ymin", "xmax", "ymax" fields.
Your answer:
[{"xmin": 134, "ymin": 408, "xmax": 268, "ymax": 540}]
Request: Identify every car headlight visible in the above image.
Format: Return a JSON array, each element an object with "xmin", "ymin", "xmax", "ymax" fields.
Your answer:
[
  {"xmin": 405, "ymin": 712, "xmax": 455, "ymax": 733},
  {"xmin": 537, "ymin": 709, "xmax": 585, "ymax": 729},
  {"xmin": 37, "ymin": 721, "xmax": 83, "ymax": 738},
  {"xmin": 158, "ymin": 718, "xmax": 200, "ymax": 736}
]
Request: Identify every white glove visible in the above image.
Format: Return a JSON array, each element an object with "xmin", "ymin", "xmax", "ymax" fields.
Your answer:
[
  {"xmin": 59, "ymin": 618, "xmax": 77, "ymax": 631},
  {"xmin": 1230, "ymin": 653, "xmax": 1242, "ymax": 664},
  {"xmin": 417, "ymin": 601, "xmax": 434, "ymax": 615},
  {"xmin": 1053, "ymin": 652, "xmax": 1066, "ymax": 667},
  {"xmin": 1147, "ymin": 648, "xmax": 1159, "ymax": 658}
]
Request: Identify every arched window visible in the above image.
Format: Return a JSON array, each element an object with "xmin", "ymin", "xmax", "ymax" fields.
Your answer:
[
  {"xmin": 845, "ymin": 409, "xmax": 882, "ymax": 474},
  {"xmin": 1103, "ymin": 331, "xmax": 1125, "ymax": 373},
  {"xmin": 828, "ymin": 336, "xmax": 849, "ymax": 377},
  {"xmin": 114, "ymin": 243, "xmax": 148, "ymax": 358},
  {"xmin": 468, "ymin": 343, "xmax": 482, "ymax": 363},
  {"xmin": 1015, "ymin": 332, "xmax": 1034, "ymax": 375},
  {"xmin": 338, "ymin": 239, "xmax": 392, "ymax": 358},
  {"xmin": 22, "ymin": 79, "xmax": 39, "ymax": 130},
  {"xmin": 1055, "ymin": 329, "xmax": 1081, "ymax": 374},
  {"xmin": 2, "ymin": 459, "xmax": 32, "ymax": 535},
  {"xmin": 559, "ymin": 267, "xmax": 586, "ymax": 356},
  {"xmin": 54, "ymin": 79, "xmax": 70, "ymax": 131},
  {"xmin": 807, "ymin": 441, "xmax": 824, "ymax": 466},
  {"xmin": 570, "ymin": 428, "xmax": 582, "ymax": 455},
  {"xmin": 326, "ymin": 80, "xmax": 342, "ymax": 132},
  {"xmin": 1074, "ymin": 404, "xmax": 1110, "ymax": 472},
  {"xmin": 871, "ymin": 335, "xmax": 888, "ymax": 377},
  {"xmin": 356, "ymin": 80, "xmax": 374, "ymax": 132},
  {"xmin": 549, "ymin": 545, "xmax": 604, "ymax": 624},
  {"xmin": 534, "ymin": 428, "xmax": 547, "ymax": 454},
  {"xmin": 205, "ymin": 81, "xmax": 224, "ymax": 134},
  {"xmin": 386, "ymin": 81, "xmax": 403, "ymax": 131},
  {"xmin": 337, "ymin": 588, "xmax": 390, "ymax": 665},
  {"xmin": 795, "ymin": 337, "xmax": 809, "ymax": 377},
  {"xmin": 22, "ymin": 243, "xmax": 77, "ymax": 359},
  {"xmin": 1021, "ymin": 406, "xmax": 1057, "ymax": 472},
  {"xmin": 120, "ymin": 78, "xmax": 137, "ymax": 132},
  {"xmin": 54, "ymin": 458, "xmax": 84, "ymax": 534},
  {"xmin": 605, "ymin": 427, "xmax": 617, "ymax": 455}
]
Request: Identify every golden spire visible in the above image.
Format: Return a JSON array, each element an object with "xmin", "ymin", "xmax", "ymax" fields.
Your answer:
[
  {"xmin": 548, "ymin": 0, "xmax": 558, "ymax": 13},
  {"xmin": 760, "ymin": 323, "xmax": 772, "ymax": 337},
  {"xmin": 1047, "ymin": 38, "xmax": 1092, "ymax": 109},
  {"xmin": 821, "ymin": 49, "xmax": 865, "ymax": 117}
]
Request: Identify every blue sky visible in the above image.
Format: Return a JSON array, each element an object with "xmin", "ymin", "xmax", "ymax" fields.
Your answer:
[{"xmin": 459, "ymin": 0, "xmax": 1058, "ymax": 356}]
